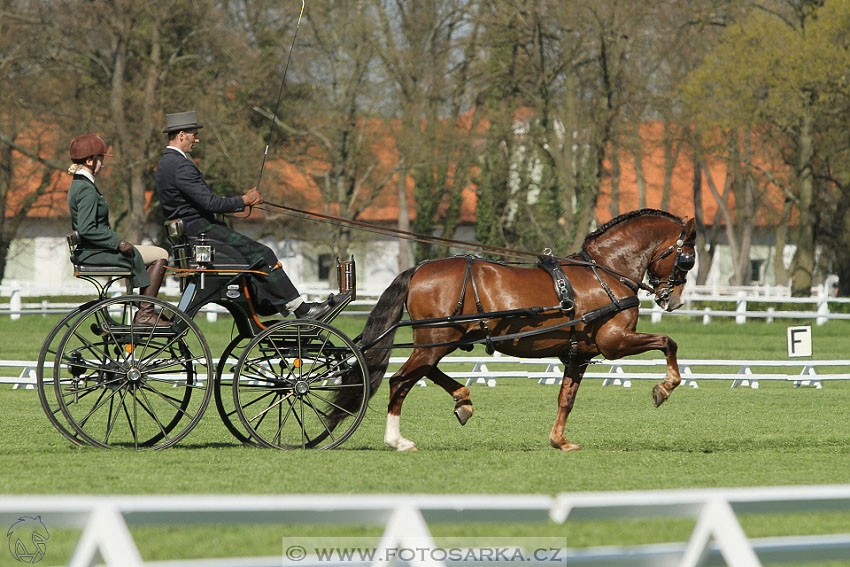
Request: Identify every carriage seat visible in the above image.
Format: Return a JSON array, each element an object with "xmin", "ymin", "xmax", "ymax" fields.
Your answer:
[{"xmin": 66, "ymin": 231, "xmax": 133, "ymax": 278}]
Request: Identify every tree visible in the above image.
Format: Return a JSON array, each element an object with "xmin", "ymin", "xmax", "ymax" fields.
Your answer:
[
  {"xmin": 272, "ymin": 1, "xmax": 399, "ymax": 271},
  {"xmin": 371, "ymin": 0, "xmax": 484, "ymax": 266},
  {"xmin": 683, "ymin": 0, "xmax": 850, "ymax": 294},
  {"xmin": 0, "ymin": 1, "xmax": 69, "ymax": 281}
]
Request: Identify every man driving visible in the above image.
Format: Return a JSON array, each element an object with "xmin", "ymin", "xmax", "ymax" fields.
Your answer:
[{"xmin": 155, "ymin": 110, "xmax": 334, "ymax": 319}]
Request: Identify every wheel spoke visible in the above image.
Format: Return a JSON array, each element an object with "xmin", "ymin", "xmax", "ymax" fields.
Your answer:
[
  {"xmin": 137, "ymin": 386, "xmax": 170, "ymax": 443},
  {"xmin": 103, "ymin": 387, "xmax": 129, "ymax": 444},
  {"xmin": 303, "ymin": 396, "xmax": 336, "ymax": 442},
  {"xmin": 69, "ymin": 385, "xmax": 120, "ymax": 428},
  {"xmin": 136, "ymin": 327, "xmax": 191, "ymax": 366},
  {"xmin": 140, "ymin": 384, "xmax": 197, "ymax": 422},
  {"xmin": 247, "ymin": 390, "xmax": 294, "ymax": 424},
  {"xmin": 305, "ymin": 389, "xmax": 359, "ymax": 419},
  {"xmin": 271, "ymin": 395, "xmax": 299, "ymax": 445}
]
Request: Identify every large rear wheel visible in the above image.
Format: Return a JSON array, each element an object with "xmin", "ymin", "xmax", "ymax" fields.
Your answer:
[
  {"xmin": 53, "ymin": 296, "xmax": 213, "ymax": 449},
  {"xmin": 232, "ymin": 319, "xmax": 369, "ymax": 450}
]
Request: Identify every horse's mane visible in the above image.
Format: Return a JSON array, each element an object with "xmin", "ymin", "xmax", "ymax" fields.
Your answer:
[{"xmin": 582, "ymin": 208, "xmax": 682, "ymax": 250}]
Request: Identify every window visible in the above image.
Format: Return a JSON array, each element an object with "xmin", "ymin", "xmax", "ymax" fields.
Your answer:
[
  {"xmin": 318, "ymin": 254, "xmax": 333, "ymax": 281},
  {"xmin": 750, "ymin": 259, "xmax": 765, "ymax": 283}
]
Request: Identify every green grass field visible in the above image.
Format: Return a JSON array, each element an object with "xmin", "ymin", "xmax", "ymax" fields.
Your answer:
[{"xmin": 1, "ymin": 313, "xmax": 849, "ymax": 565}]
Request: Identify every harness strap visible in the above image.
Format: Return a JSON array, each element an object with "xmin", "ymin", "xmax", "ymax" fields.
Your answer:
[
  {"xmin": 451, "ymin": 256, "xmax": 495, "ymax": 354},
  {"xmin": 580, "ymin": 250, "xmax": 619, "ymax": 303},
  {"xmin": 376, "ymin": 295, "xmax": 641, "ymax": 351},
  {"xmin": 537, "ymin": 255, "xmax": 575, "ymax": 314},
  {"xmin": 451, "ymin": 258, "xmax": 472, "ymax": 316}
]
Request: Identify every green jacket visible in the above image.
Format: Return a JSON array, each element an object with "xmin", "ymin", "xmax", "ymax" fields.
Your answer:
[{"xmin": 67, "ymin": 175, "xmax": 149, "ymax": 288}]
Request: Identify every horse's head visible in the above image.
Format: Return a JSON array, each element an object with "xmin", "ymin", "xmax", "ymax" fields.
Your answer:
[{"xmin": 647, "ymin": 217, "xmax": 697, "ymax": 311}]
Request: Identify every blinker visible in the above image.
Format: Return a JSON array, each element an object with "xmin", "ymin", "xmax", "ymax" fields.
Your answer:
[{"xmin": 677, "ymin": 252, "xmax": 695, "ymax": 271}]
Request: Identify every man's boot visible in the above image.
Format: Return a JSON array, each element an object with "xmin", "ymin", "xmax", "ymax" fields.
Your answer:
[{"xmin": 133, "ymin": 259, "xmax": 169, "ymax": 326}]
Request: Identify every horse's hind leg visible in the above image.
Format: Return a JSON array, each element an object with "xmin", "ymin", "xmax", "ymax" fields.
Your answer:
[
  {"xmin": 428, "ymin": 368, "xmax": 473, "ymax": 426},
  {"xmin": 549, "ymin": 358, "xmax": 587, "ymax": 452},
  {"xmin": 384, "ymin": 348, "xmax": 439, "ymax": 451}
]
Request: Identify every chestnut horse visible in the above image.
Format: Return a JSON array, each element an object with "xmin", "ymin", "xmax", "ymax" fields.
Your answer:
[{"xmin": 341, "ymin": 209, "xmax": 697, "ymax": 451}]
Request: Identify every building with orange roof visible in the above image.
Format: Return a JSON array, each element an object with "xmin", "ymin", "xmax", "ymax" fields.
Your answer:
[{"xmin": 2, "ymin": 120, "xmax": 800, "ymax": 297}]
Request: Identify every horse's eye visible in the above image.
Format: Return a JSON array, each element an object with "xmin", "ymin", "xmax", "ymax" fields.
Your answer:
[{"xmin": 677, "ymin": 253, "xmax": 695, "ymax": 271}]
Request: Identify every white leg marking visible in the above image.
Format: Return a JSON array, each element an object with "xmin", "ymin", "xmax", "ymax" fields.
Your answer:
[{"xmin": 384, "ymin": 413, "xmax": 416, "ymax": 451}]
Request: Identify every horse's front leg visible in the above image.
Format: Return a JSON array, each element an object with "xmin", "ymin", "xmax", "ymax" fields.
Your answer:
[
  {"xmin": 650, "ymin": 335, "xmax": 680, "ymax": 407},
  {"xmin": 549, "ymin": 359, "xmax": 586, "ymax": 451},
  {"xmin": 599, "ymin": 330, "xmax": 680, "ymax": 408}
]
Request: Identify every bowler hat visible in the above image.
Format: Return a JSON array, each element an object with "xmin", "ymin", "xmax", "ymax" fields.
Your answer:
[
  {"xmin": 69, "ymin": 134, "xmax": 112, "ymax": 160},
  {"xmin": 162, "ymin": 111, "xmax": 204, "ymax": 133}
]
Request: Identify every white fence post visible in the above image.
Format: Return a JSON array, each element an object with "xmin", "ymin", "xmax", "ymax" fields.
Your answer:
[
  {"xmin": 735, "ymin": 292, "xmax": 747, "ymax": 324},
  {"xmin": 651, "ymin": 302, "xmax": 662, "ymax": 323},
  {"xmin": 816, "ymin": 289, "xmax": 829, "ymax": 326},
  {"xmin": 9, "ymin": 289, "xmax": 20, "ymax": 321}
]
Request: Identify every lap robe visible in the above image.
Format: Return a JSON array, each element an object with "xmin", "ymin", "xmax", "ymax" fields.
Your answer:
[{"xmin": 184, "ymin": 218, "xmax": 299, "ymax": 315}]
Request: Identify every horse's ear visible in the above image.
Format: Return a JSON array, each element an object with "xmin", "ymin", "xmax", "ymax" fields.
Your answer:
[{"xmin": 684, "ymin": 217, "xmax": 696, "ymax": 238}]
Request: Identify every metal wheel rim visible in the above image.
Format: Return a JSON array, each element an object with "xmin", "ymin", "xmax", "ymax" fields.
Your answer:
[
  {"xmin": 213, "ymin": 335, "xmax": 259, "ymax": 446},
  {"xmin": 36, "ymin": 305, "xmax": 93, "ymax": 446}
]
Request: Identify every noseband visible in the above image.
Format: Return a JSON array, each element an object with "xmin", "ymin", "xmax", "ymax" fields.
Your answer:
[{"xmin": 647, "ymin": 225, "xmax": 696, "ymax": 303}]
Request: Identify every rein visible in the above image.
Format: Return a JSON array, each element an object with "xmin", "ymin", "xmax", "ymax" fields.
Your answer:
[{"xmin": 255, "ymin": 201, "xmax": 661, "ymax": 296}]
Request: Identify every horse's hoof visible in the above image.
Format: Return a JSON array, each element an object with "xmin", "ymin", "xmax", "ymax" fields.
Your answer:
[
  {"xmin": 395, "ymin": 438, "xmax": 417, "ymax": 451},
  {"xmin": 454, "ymin": 403, "xmax": 473, "ymax": 426},
  {"xmin": 652, "ymin": 383, "xmax": 669, "ymax": 408},
  {"xmin": 550, "ymin": 437, "xmax": 581, "ymax": 451}
]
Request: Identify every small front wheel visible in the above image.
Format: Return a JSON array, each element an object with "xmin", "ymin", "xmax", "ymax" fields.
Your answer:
[
  {"xmin": 232, "ymin": 319, "xmax": 369, "ymax": 449},
  {"xmin": 53, "ymin": 296, "xmax": 213, "ymax": 449}
]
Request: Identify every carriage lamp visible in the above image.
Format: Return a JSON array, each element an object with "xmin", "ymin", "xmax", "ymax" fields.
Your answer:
[{"xmin": 194, "ymin": 244, "xmax": 213, "ymax": 264}]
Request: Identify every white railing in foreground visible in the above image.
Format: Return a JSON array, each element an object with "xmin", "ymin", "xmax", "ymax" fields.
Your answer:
[
  {"xmin": 1, "ymin": 486, "xmax": 849, "ymax": 567},
  {"xmin": 5, "ymin": 357, "xmax": 849, "ymax": 390}
]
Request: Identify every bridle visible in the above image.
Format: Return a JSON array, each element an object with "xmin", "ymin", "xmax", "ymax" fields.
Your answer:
[{"xmin": 646, "ymin": 224, "xmax": 696, "ymax": 305}]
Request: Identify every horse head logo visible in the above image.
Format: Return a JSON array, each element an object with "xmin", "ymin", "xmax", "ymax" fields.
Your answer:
[{"xmin": 6, "ymin": 516, "xmax": 50, "ymax": 564}]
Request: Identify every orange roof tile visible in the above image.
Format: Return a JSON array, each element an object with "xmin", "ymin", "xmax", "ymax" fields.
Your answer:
[{"xmin": 7, "ymin": 120, "xmax": 790, "ymax": 229}]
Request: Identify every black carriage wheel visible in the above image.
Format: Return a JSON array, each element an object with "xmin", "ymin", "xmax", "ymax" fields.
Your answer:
[
  {"xmin": 232, "ymin": 319, "xmax": 369, "ymax": 450},
  {"xmin": 53, "ymin": 296, "xmax": 213, "ymax": 449},
  {"xmin": 36, "ymin": 303, "xmax": 98, "ymax": 446},
  {"xmin": 213, "ymin": 335, "xmax": 258, "ymax": 446}
]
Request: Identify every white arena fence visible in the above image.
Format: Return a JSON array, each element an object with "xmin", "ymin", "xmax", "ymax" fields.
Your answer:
[
  {"xmin": 2, "ymin": 284, "xmax": 850, "ymax": 325},
  {"xmin": 5, "ymin": 356, "xmax": 849, "ymax": 390},
  {"xmin": 1, "ymin": 486, "xmax": 850, "ymax": 566}
]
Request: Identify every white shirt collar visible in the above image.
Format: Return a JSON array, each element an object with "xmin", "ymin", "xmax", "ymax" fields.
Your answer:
[
  {"xmin": 166, "ymin": 145, "xmax": 188, "ymax": 159},
  {"xmin": 76, "ymin": 169, "xmax": 96, "ymax": 184}
]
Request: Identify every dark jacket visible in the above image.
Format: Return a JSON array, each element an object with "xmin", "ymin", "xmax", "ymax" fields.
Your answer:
[
  {"xmin": 155, "ymin": 148, "xmax": 245, "ymax": 221},
  {"xmin": 67, "ymin": 174, "xmax": 149, "ymax": 287}
]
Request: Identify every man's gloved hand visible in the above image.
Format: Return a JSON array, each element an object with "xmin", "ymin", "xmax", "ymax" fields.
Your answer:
[
  {"xmin": 118, "ymin": 240, "xmax": 135, "ymax": 257},
  {"xmin": 242, "ymin": 188, "xmax": 264, "ymax": 207}
]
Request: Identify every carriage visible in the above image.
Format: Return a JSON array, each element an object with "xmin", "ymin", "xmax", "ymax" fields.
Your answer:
[
  {"xmin": 36, "ymin": 208, "xmax": 697, "ymax": 451},
  {"xmin": 36, "ymin": 220, "xmax": 368, "ymax": 450}
]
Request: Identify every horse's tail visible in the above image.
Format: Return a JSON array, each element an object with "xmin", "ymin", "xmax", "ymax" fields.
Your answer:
[{"xmin": 327, "ymin": 267, "xmax": 415, "ymax": 425}]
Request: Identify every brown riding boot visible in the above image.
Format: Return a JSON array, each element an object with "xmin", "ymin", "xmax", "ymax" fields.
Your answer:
[{"xmin": 133, "ymin": 259, "xmax": 170, "ymax": 326}]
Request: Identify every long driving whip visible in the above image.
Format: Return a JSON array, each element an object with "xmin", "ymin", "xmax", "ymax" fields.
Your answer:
[{"xmin": 256, "ymin": 0, "xmax": 305, "ymax": 191}]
